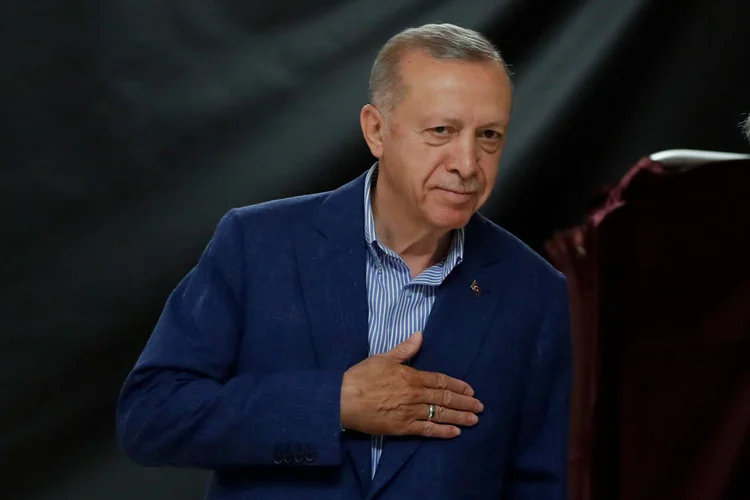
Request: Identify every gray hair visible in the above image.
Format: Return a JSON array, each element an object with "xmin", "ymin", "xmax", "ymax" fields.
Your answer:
[
  {"xmin": 743, "ymin": 114, "xmax": 750, "ymax": 143},
  {"xmin": 369, "ymin": 23, "xmax": 510, "ymax": 113}
]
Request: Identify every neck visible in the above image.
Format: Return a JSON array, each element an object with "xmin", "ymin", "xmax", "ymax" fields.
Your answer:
[{"xmin": 372, "ymin": 175, "xmax": 453, "ymax": 277}]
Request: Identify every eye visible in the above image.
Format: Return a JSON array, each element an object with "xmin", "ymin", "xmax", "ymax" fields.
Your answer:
[
  {"xmin": 480, "ymin": 130, "xmax": 502, "ymax": 140},
  {"xmin": 431, "ymin": 126, "xmax": 450, "ymax": 135}
]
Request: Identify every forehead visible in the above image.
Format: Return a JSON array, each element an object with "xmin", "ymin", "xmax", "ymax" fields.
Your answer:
[{"xmin": 395, "ymin": 50, "xmax": 512, "ymax": 124}]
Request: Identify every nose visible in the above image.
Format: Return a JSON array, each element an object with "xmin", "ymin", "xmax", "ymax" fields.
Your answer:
[{"xmin": 449, "ymin": 133, "xmax": 480, "ymax": 179}]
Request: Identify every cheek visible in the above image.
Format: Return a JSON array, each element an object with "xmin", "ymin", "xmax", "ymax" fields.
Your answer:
[
  {"xmin": 478, "ymin": 157, "xmax": 500, "ymax": 195},
  {"xmin": 387, "ymin": 145, "xmax": 435, "ymax": 199},
  {"xmin": 481, "ymin": 161, "xmax": 499, "ymax": 186},
  {"xmin": 421, "ymin": 147, "xmax": 454, "ymax": 181},
  {"xmin": 411, "ymin": 146, "xmax": 447, "ymax": 187}
]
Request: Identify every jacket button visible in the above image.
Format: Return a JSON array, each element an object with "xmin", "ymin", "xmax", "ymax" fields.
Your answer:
[
  {"xmin": 283, "ymin": 451, "xmax": 294, "ymax": 464},
  {"xmin": 273, "ymin": 453, "xmax": 283, "ymax": 465},
  {"xmin": 304, "ymin": 449, "xmax": 316, "ymax": 463}
]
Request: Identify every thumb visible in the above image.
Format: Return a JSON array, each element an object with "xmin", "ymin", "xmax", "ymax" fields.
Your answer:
[{"xmin": 383, "ymin": 331, "xmax": 423, "ymax": 363}]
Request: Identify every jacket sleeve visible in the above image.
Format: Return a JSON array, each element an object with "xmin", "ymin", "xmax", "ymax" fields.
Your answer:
[
  {"xmin": 115, "ymin": 209, "xmax": 345, "ymax": 470},
  {"xmin": 504, "ymin": 275, "xmax": 573, "ymax": 499}
]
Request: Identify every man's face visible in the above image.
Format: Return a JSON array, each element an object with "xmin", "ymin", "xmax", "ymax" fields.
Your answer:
[{"xmin": 373, "ymin": 50, "xmax": 513, "ymax": 231}]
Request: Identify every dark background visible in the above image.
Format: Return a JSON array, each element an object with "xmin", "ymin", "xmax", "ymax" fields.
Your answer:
[{"xmin": 2, "ymin": 0, "xmax": 749, "ymax": 498}]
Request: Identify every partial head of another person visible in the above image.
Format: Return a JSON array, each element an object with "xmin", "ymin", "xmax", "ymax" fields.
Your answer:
[
  {"xmin": 743, "ymin": 114, "xmax": 750, "ymax": 143},
  {"xmin": 360, "ymin": 23, "xmax": 513, "ymax": 233}
]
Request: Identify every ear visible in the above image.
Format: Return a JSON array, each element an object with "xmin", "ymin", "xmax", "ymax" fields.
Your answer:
[{"xmin": 360, "ymin": 104, "xmax": 385, "ymax": 158}]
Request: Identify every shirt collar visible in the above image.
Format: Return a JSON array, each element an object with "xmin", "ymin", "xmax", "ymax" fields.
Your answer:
[
  {"xmin": 363, "ymin": 164, "xmax": 378, "ymax": 247},
  {"xmin": 363, "ymin": 163, "xmax": 464, "ymax": 279}
]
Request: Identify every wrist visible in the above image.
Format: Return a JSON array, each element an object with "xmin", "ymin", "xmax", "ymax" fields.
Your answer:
[{"xmin": 339, "ymin": 370, "xmax": 354, "ymax": 432}]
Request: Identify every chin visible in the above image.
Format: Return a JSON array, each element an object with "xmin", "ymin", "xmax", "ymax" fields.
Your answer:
[{"xmin": 426, "ymin": 207, "xmax": 474, "ymax": 230}]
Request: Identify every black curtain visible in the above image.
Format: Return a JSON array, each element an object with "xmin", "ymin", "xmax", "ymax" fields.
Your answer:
[{"xmin": 2, "ymin": 1, "xmax": 749, "ymax": 498}]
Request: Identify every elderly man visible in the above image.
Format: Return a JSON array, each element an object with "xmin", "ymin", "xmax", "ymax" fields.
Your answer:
[{"xmin": 117, "ymin": 23, "xmax": 572, "ymax": 499}]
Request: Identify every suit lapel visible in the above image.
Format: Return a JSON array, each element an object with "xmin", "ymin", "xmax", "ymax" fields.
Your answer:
[
  {"xmin": 367, "ymin": 216, "xmax": 505, "ymax": 499},
  {"xmin": 294, "ymin": 173, "xmax": 372, "ymax": 493}
]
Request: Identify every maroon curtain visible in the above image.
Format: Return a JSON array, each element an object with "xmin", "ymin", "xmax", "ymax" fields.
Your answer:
[{"xmin": 545, "ymin": 157, "xmax": 750, "ymax": 500}]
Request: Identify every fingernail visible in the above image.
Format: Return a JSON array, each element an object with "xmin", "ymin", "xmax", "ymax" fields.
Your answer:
[
  {"xmin": 470, "ymin": 414, "xmax": 479, "ymax": 425},
  {"xmin": 477, "ymin": 402, "xmax": 485, "ymax": 412}
]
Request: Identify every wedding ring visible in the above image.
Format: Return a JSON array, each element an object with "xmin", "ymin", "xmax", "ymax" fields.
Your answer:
[{"xmin": 428, "ymin": 404, "xmax": 436, "ymax": 421}]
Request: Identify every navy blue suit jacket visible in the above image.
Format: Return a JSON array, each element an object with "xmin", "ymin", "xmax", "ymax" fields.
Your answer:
[{"xmin": 116, "ymin": 171, "xmax": 572, "ymax": 499}]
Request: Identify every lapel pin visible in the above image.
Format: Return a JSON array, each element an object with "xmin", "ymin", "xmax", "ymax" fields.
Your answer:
[{"xmin": 470, "ymin": 280, "xmax": 481, "ymax": 297}]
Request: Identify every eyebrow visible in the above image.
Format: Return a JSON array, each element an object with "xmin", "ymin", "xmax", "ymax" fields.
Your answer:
[
  {"xmin": 423, "ymin": 117, "xmax": 507, "ymax": 130},
  {"xmin": 480, "ymin": 121, "xmax": 507, "ymax": 130}
]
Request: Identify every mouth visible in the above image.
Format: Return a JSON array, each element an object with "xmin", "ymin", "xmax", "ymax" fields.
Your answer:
[
  {"xmin": 437, "ymin": 187, "xmax": 476, "ymax": 195},
  {"xmin": 436, "ymin": 188, "xmax": 476, "ymax": 203}
]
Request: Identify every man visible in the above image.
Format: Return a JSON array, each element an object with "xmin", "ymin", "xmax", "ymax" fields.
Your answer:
[{"xmin": 117, "ymin": 23, "xmax": 572, "ymax": 499}]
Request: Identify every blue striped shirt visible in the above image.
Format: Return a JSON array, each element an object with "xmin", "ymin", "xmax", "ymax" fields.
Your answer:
[{"xmin": 363, "ymin": 164, "xmax": 464, "ymax": 477}]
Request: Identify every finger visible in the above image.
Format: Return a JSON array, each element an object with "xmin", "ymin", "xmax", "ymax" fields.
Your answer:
[
  {"xmin": 419, "ymin": 388, "xmax": 484, "ymax": 413},
  {"xmin": 425, "ymin": 405, "xmax": 479, "ymax": 427},
  {"xmin": 381, "ymin": 331, "xmax": 423, "ymax": 363},
  {"xmin": 417, "ymin": 370, "xmax": 475, "ymax": 397},
  {"xmin": 405, "ymin": 420, "xmax": 461, "ymax": 439}
]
